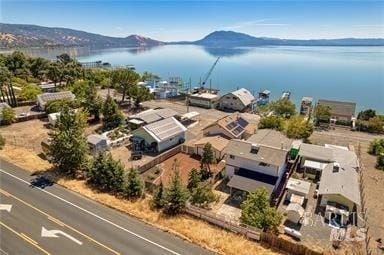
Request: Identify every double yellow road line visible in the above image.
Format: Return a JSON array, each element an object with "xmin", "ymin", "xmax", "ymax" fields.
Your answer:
[{"xmin": 0, "ymin": 188, "xmax": 121, "ymax": 255}]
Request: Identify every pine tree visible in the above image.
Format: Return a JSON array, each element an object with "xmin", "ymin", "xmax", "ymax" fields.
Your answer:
[
  {"xmin": 102, "ymin": 95, "xmax": 124, "ymax": 130},
  {"xmin": 87, "ymin": 153, "xmax": 125, "ymax": 193},
  {"xmin": 48, "ymin": 106, "xmax": 88, "ymax": 176},
  {"xmin": 164, "ymin": 160, "xmax": 189, "ymax": 215},
  {"xmin": 191, "ymin": 183, "xmax": 218, "ymax": 208},
  {"xmin": 152, "ymin": 182, "xmax": 166, "ymax": 208},
  {"xmin": 187, "ymin": 168, "xmax": 201, "ymax": 192},
  {"xmin": 240, "ymin": 187, "xmax": 283, "ymax": 231},
  {"xmin": 124, "ymin": 167, "xmax": 144, "ymax": 199},
  {"xmin": 200, "ymin": 143, "xmax": 216, "ymax": 177}
]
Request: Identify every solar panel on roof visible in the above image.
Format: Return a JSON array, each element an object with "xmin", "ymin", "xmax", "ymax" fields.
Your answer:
[
  {"xmin": 226, "ymin": 121, "xmax": 237, "ymax": 130},
  {"xmin": 237, "ymin": 117, "xmax": 249, "ymax": 128},
  {"xmin": 232, "ymin": 126, "xmax": 244, "ymax": 135}
]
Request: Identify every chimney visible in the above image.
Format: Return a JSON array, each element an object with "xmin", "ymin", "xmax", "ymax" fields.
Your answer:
[{"xmin": 251, "ymin": 144, "xmax": 260, "ymax": 154}]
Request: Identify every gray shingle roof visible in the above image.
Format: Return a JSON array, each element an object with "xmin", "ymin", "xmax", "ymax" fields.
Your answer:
[
  {"xmin": 247, "ymin": 129, "xmax": 294, "ymax": 150},
  {"xmin": 227, "ymin": 174, "xmax": 275, "ymax": 195},
  {"xmin": 224, "ymin": 139, "xmax": 287, "ymax": 167},
  {"xmin": 318, "ymin": 99, "xmax": 356, "ymax": 117},
  {"xmin": 299, "ymin": 143, "xmax": 334, "ymax": 162},
  {"xmin": 143, "ymin": 117, "xmax": 186, "ymax": 142}
]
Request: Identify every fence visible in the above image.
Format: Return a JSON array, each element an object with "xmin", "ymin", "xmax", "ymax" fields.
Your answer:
[
  {"xmin": 181, "ymin": 144, "xmax": 195, "ymax": 155},
  {"xmin": 357, "ymin": 143, "xmax": 372, "ymax": 255},
  {"xmin": 185, "ymin": 204, "xmax": 324, "ymax": 255},
  {"xmin": 185, "ymin": 204, "xmax": 262, "ymax": 241},
  {"xmin": 260, "ymin": 232, "xmax": 323, "ymax": 255},
  {"xmin": 138, "ymin": 145, "xmax": 182, "ymax": 173}
]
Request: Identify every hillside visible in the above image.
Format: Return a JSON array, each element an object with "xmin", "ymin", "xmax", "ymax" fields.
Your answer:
[
  {"xmin": 0, "ymin": 23, "xmax": 164, "ymax": 48},
  {"xmin": 191, "ymin": 31, "xmax": 384, "ymax": 47}
]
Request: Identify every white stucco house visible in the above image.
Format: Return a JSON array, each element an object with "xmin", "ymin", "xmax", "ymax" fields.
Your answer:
[{"xmin": 223, "ymin": 129, "xmax": 294, "ymax": 197}]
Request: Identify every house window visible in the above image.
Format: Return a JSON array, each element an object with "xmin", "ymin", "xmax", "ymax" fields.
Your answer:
[
  {"xmin": 259, "ymin": 162, "xmax": 269, "ymax": 167},
  {"xmin": 233, "ymin": 97, "xmax": 237, "ymax": 100},
  {"xmin": 230, "ymin": 154, "xmax": 235, "ymax": 159},
  {"xmin": 169, "ymin": 138, "xmax": 173, "ymax": 141}
]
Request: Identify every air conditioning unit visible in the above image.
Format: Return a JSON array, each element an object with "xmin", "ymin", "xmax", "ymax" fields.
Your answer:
[{"xmin": 251, "ymin": 143, "xmax": 260, "ymax": 154}]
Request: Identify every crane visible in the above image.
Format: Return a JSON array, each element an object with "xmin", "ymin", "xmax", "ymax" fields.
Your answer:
[{"xmin": 201, "ymin": 57, "xmax": 220, "ymax": 87}]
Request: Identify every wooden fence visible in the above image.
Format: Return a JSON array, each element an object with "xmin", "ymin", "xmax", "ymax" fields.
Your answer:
[
  {"xmin": 185, "ymin": 204, "xmax": 262, "ymax": 241},
  {"xmin": 138, "ymin": 145, "xmax": 182, "ymax": 173}
]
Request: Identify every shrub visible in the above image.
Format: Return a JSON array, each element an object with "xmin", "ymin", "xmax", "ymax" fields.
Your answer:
[
  {"xmin": 0, "ymin": 134, "xmax": 5, "ymax": 149},
  {"xmin": 2, "ymin": 107, "xmax": 16, "ymax": 125},
  {"xmin": 152, "ymin": 182, "xmax": 166, "ymax": 209},
  {"xmin": 285, "ymin": 116, "xmax": 313, "ymax": 139},
  {"xmin": 368, "ymin": 139, "xmax": 384, "ymax": 156},
  {"xmin": 124, "ymin": 167, "xmax": 144, "ymax": 199},
  {"xmin": 191, "ymin": 183, "xmax": 218, "ymax": 208},
  {"xmin": 259, "ymin": 115, "xmax": 284, "ymax": 131},
  {"xmin": 44, "ymin": 99, "xmax": 74, "ymax": 114},
  {"xmin": 377, "ymin": 154, "xmax": 384, "ymax": 170},
  {"xmin": 18, "ymin": 84, "xmax": 42, "ymax": 101}
]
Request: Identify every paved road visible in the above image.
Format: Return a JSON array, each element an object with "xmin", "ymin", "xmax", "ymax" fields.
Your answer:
[{"xmin": 0, "ymin": 159, "xmax": 214, "ymax": 255}]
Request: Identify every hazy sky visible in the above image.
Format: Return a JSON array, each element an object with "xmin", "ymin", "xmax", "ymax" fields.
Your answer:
[{"xmin": 2, "ymin": 0, "xmax": 384, "ymax": 41}]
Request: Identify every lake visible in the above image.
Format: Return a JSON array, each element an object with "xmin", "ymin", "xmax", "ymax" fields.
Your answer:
[{"xmin": 11, "ymin": 45, "xmax": 384, "ymax": 113}]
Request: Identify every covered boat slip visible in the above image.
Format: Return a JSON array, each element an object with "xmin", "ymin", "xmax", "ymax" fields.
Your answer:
[{"xmin": 227, "ymin": 168, "xmax": 278, "ymax": 196}]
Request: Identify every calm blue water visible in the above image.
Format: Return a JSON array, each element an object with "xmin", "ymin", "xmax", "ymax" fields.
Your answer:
[{"xmin": 12, "ymin": 45, "xmax": 384, "ymax": 113}]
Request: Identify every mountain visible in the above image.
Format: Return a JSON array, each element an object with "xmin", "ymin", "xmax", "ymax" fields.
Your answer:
[
  {"xmin": 190, "ymin": 30, "xmax": 384, "ymax": 47},
  {"xmin": 1, "ymin": 24, "xmax": 383, "ymax": 48},
  {"xmin": 0, "ymin": 23, "xmax": 164, "ymax": 48}
]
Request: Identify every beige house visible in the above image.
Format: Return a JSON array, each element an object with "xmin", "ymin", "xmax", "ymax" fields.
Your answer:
[
  {"xmin": 193, "ymin": 135, "xmax": 229, "ymax": 160},
  {"xmin": 203, "ymin": 112, "xmax": 258, "ymax": 139},
  {"xmin": 317, "ymin": 99, "xmax": 356, "ymax": 121},
  {"xmin": 219, "ymin": 88, "xmax": 255, "ymax": 112},
  {"xmin": 188, "ymin": 93, "xmax": 220, "ymax": 109}
]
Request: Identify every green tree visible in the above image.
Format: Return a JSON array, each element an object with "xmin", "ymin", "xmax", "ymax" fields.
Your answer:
[
  {"xmin": 130, "ymin": 85, "xmax": 154, "ymax": 109},
  {"xmin": 0, "ymin": 65, "xmax": 17, "ymax": 106},
  {"xmin": 285, "ymin": 116, "xmax": 313, "ymax": 139},
  {"xmin": 56, "ymin": 53, "xmax": 72, "ymax": 65},
  {"xmin": 187, "ymin": 168, "xmax": 201, "ymax": 192},
  {"xmin": 44, "ymin": 99, "xmax": 74, "ymax": 114},
  {"xmin": 87, "ymin": 153, "xmax": 125, "ymax": 193},
  {"xmin": 0, "ymin": 134, "xmax": 5, "ymax": 149},
  {"xmin": 358, "ymin": 109, "xmax": 376, "ymax": 121},
  {"xmin": 152, "ymin": 182, "xmax": 166, "ymax": 209},
  {"xmin": 314, "ymin": 104, "xmax": 331, "ymax": 123},
  {"xmin": 48, "ymin": 106, "xmax": 88, "ymax": 175},
  {"xmin": 18, "ymin": 84, "xmax": 42, "ymax": 101},
  {"xmin": 124, "ymin": 167, "xmax": 144, "ymax": 199},
  {"xmin": 365, "ymin": 116, "xmax": 384, "ymax": 133},
  {"xmin": 111, "ymin": 68, "xmax": 140, "ymax": 102},
  {"xmin": 164, "ymin": 160, "xmax": 189, "ymax": 215},
  {"xmin": 2, "ymin": 106, "xmax": 16, "ymax": 125},
  {"xmin": 368, "ymin": 139, "xmax": 384, "ymax": 156},
  {"xmin": 4, "ymin": 51, "xmax": 29, "ymax": 76},
  {"xmin": 191, "ymin": 183, "xmax": 218, "ymax": 208},
  {"xmin": 200, "ymin": 143, "xmax": 216, "ymax": 176},
  {"xmin": 377, "ymin": 154, "xmax": 384, "ymax": 170},
  {"xmin": 62, "ymin": 61, "xmax": 82, "ymax": 86},
  {"xmin": 240, "ymin": 187, "xmax": 283, "ymax": 231},
  {"xmin": 141, "ymin": 71, "xmax": 160, "ymax": 82},
  {"xmin": 270, "ymin": 99, "xmax": 295, "ymax": 117},
  {"xmin": 102, "ymin": 95, "xmax": 124, "ymax": 130},
  {"xmin": 47, "ymin": 62, "xmax": 63, "ymax": 86},
  {"xmin": 259, "ymin": 115, "xmax": 284, "ymax": 131},
  {"xmin": 29, "ymin": 57, "xmax": 49, "ymax": 79}
]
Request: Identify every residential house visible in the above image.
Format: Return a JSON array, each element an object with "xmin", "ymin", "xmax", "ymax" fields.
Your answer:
[
  {"xmin": 37, "ymin": 91, "xmax": 76, "ymax": 111},
  {"xmin": 317, "ymin": 99, "xmax": 356, "ymax": 121},
  {"xmin": 193, "ymin": 135, "xmax": 229, "ymax": 161},
  {"xmin": 224, "ymin": 129, "xmax": 294, "ymax": 197},
  {"xmin": 219, "ymin": 88, "xmax": 256, "ymax": 112},
  {"xmin": 131, "ymin": 117, "xmax": 186, "ymax": 153},
  {"xmin": 127, "ymin": 108, "xmax": 179, "ymax": 128},
  {"xmin": 203, "ymin": 113, "xmax": 258, "ymax": 140},
  {"xmin": 188, "ymin": 93, "xmax": 220, "ymax": 109},
  {"xmin": 298, "ymin": 143, "xmax": 360, "ymax": 215}
]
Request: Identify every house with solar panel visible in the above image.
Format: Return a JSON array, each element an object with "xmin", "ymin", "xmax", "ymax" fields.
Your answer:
[
  {"xmin": 203, "ymin": 113, "xmax": 258, "ymax": 140},
  {"xmin": 131, "ymin": 117, "xmax": 187, "ymax": 153},
  {"xmin": 36, "ymin": 91, "xmax": 76, "ymax": 111},
  {"xmin": 219, "ymin": 88, "xmax": 256, "ymax": 112},
  {"xmin": 223, "ymin": 129, "xmax": 295, "ymax": 198}
]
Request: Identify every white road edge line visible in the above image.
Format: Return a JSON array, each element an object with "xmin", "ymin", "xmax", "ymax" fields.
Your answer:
[{"xmin": 0, "ymin": 169, "xmax": 182, "ymax": 255}]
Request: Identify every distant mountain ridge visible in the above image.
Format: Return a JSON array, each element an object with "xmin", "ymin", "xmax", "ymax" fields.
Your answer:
[
  {"xmin": 0, "ymin": 23, "xmax": 164, "ymax": 48},
  {"xmin": 1, "ymin": 24, "xmax": 384, "ymax": 48},
  {"xmin": 190, "ymin": 31, "xmax": 384, "ymax": 47}
]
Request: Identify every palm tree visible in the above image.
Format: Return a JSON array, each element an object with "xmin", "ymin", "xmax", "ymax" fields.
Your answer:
[{"xmin": 111, "ymin": 68, "xmax": 140, "ymax": 102}]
